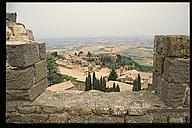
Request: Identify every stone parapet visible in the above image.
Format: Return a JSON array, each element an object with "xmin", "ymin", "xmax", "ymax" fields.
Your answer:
[
  {"xmin": 153, "ymin": 35, "xmax": 190, "ymax": 108},
  {"xmin": 6, "ymin": 12, "xmax": 47, "ymax": 103},
  {"xmin": 6, "ymin": 90, "xmax": 190, "ymax": 123}
]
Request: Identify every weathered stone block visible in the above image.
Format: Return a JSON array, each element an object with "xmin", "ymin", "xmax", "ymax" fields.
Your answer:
[
  {"xmin": 125, "ymin": 114, "xmax": 153, "ymax": 123},
  {"xmin": 6, "ymin": 43, "xmax": 40, "ymax": 67},
  {"xmin": 154, "ymin": 35, "xmax": 190, "ymax": 57},
  {"xmin": 6, "ymin": 20, "xmax": 15, "ymax": 28},
  {"xmin": 30, "ymin": 114, "xmax": 49, "ymax": 123},
  {"xmin": 153, "ymin": 53, "xmax": 165, "ymax": 74},
  {"xmin": 183, "ymin": 86, "xmax": 190, "ymax": 107},
  {"xmin": 169, "ymin": 114, "xmax": 184, "ymax": 123},
  {"xmin": 154, "ymin": 77, "xmax": 167, "ymax": 99},
  {"xmin": 167, "ymin": 36, "xmax": 190, "ymax": 57},
  {"xmin": 186, "ymin": 114, "xmax": 190, "ymax": 123},
  {"xmin": 153, "ymin": 113, "xmax": 168, "ymax": 123},
  {"xmin": 68, "ymin": 115, "xmax": 86, "ymax": 123},
  {"xmin": 92, "ymin": 107, "xmax": 110, "ymax": 115},
  {"xmin": 88, "ymin": 115, "xmax": 124, "ymax": 123},
  {"xmin": 12, "ymin": 23, "xmax": 27, "ymax": 37},
  {"xmin": 38, "ymin": 42, "xmax": 46, "ymax": 60},
  {"xmin": 128, "ymin": 101, "xmax": 145, "ymax": 116},
  {"xmin": 47, "ymin": 113, "xmax": 68, "ymax": 123},
  {"xmin": 6, "ymin": 89, "xmax": 30, "ymax": 101},
  {"xmin": 6, "ymin": 102, "xmax": 17, "ymax": 112},
  {"xmin": 162, "ymin": 57, "xmax": 190, "ymax": 83},
  {"xmin": 6, "ymin": 67, "xmax": 35, "ymax": 90},
  {"xmin": 6, "ymin": 12, "xmax": 17, "ymax": 22},
  {"xmin": 9, "ymin": 112, "xmax": 31, "ymax": 123},
  {"xmin": 154, "ymin": 35, "xmax": 169, "ymax": 55},
  {"xmin": 152, "ymin": 71, "xmax": 160, "ymax": 92},
  {"xmin": 100, "ymin": 116, "xmax": 124, "ymax": 123},
  {"xmin": 109, "ymin": 106, "xmax": 127, "ymax": 116},
  {"xmin": 42, "ymin": 106, "xmax": 64, "ymax": 114},
  {"xmin": 26, "ymin": 29, "xmax": 34, "ymax": 41},
  {"xmin": 29, "ymin": 78, "xmax": 48, "ymax": 101},
  {"xmin": 67, "ymin": 106, "xmax": 93, "ymax": 116},
  {"xmin": 34, "ymin": 60, "xmax": 47, "ymax": 83},
  {"xmin": 33, "ymin": 90, "xmax": 54, "ymax": 105},
  {"xmin": 9, "ymin": 35, "xmax": 29, "ymax": 41},
  {"xmin": 6, "ymin": 26, "xmax": 12, "ymax": 40},
  {"xmin": 183, "ymin": 39, "xmax": 190, "ymax": 57},
  {"xmin": 6, "ymin": 101, "xmax": 29, "ymax": 112},
  {"xmin": 18, "ymin": 105, "xmax": 42, "ymax": 114},
  {"xmin": 159, "ymin": 78, "xmax": 186, "ymax": 107},
  {"xmin": 6, "ymin": 78, "xmax": 47, "ymax": 101},
  {"xmin": 9, "ymin": 112, "xmax": 49, "ymax": 123}
]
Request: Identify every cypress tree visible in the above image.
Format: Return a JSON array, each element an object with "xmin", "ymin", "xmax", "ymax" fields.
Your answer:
[
  {"xmin": 132, "ymin": 74, "xmax": 141, "ymax": 91},
  {"xmin": 100, "ymin": 77, "xmax": 103, "ymax": 91},
  {"xmin": 137, "ymin": 74, "xmax": 141, "ymax": 91},
  {"xmin": 106, "ymin": 86, "xmax": 109, "ymax": 92},
  {"xmin": 108, "ymin": 69, "xmax": 118, "ymax": 81},
  {"xmin": 102, "ymin": 78, "xmax": 106, "ymax": 92},
  {"xmin": 109, "ymin": 87, "xmax": 113, "ymax": 92},
  {"xmin": 132, "ymin": 78, "xmax": 138, "ymax": 91},
  {"xmin": 113, "ymin": 82, "xmax": 116, "ymax": 92},
  {"xmin": 88, "ymin": 72, "xmax": 92, "ymax": 90},
  {"xmin": 95, "ymin": 79, "xmax": 99, "ymax": 90},
  {"xmin": 85, "ymin": 76, "xmax": 88, "ymax": 91},
  {"xmin": 117, "ymin": 84, "xmax": 120, "ymax": 92},
  {"xmin": 93, "ymin": 72, "xmax": 96, "ymax": 90}
]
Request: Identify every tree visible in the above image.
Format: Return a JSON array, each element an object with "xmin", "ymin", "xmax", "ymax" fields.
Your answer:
[
  {"xmin": 132, "ymin": 74, "xmax": 141, "ymax": 91},
  {"xmin": 99, "ymin": 77, "xmax": 103, "ymax": 91},
  {"xmin": 132, "ymin": 78, "xmax": 138, "ymax": 91},
  {"xmin": 113, "ymin": 82, "xmax": 116, "ymax": 92},
  {"xmin": 92, "ymin": 72, "xmax": 96, "ymax": 90},
  {"xmin": 106, "ymin": 87, "xmax": 109, "ymax": 92},
  {"xmin": 85, "ymin": 77, "xmax": 89, "ymax": 91},
  {"xmin": 87, "ymin": 72, "xmax": 92, "ymax": 90},
  {"xmin": 78, "ymin": 51, "xmax": 83, "ymax": 55},
  {"xmin": 102, "ymin": 78, "xmax": 106, "ymax": 92},
  {"xmin": 95, "ymin": 79, "xmax": 99, "ymax": 90},
  {"xmin": 137, "ymin": 74, "xmax": 141, "ymax": 91},
  {"xmin": 108, "ymin": 69, "xmax": 118, "ymax": 81},
  {"xmin": 117, "ymin": 84, "xmax": 120, "ymax": 92},
  {"xmin": 47, "ymin": 55, "xmax": 64, "ymax": 86},
  {"xmin": 86, "ymin": 51, "xmax": 92, "ymax": 58}
]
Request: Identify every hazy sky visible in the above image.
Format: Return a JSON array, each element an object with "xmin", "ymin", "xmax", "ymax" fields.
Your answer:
[{"xmin": 6, "ymin": 2, "xmax": 190, "ymax": 38}]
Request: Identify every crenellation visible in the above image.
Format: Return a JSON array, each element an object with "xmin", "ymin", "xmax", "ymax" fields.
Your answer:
[
  {"xmin": 153, "ymin": 35, "xmax": 190, "ymax": 108},
  {"xmin": 6, "ymin": 12, "xmax": 17, "ymax": 22}
]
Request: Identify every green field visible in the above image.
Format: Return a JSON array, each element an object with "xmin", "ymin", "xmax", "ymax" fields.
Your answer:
[{"xmin": 118, "ymin": 47, "xmax": 153, "ymax": 66}]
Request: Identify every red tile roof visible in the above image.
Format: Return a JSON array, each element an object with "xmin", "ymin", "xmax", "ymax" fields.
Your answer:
[{"xmin": 46, "ymin": 81, "xmax": 75, "ymax": 92}]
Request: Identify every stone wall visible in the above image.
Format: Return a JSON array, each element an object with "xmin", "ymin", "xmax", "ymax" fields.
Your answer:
[
  {"xmin": 6, "ymin": 90, "xmax": 190, "ymax": 123},
  {"xmin": 6, "ymin": 12, "xmax": 48, "ymax": 102},
  {"xmin": 153, "ymin": 35, "xmax": 190, "ymax": 108}
]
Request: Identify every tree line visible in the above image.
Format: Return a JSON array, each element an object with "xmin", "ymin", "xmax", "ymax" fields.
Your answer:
[{"xmin": 85, "ymin": 71, "xmax": 120, "ymax": 92}]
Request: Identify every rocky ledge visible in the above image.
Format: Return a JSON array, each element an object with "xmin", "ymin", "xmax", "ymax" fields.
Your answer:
[{"xmin": 6, "ymin": 90, "xmax": 190, "ymax": 123}]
